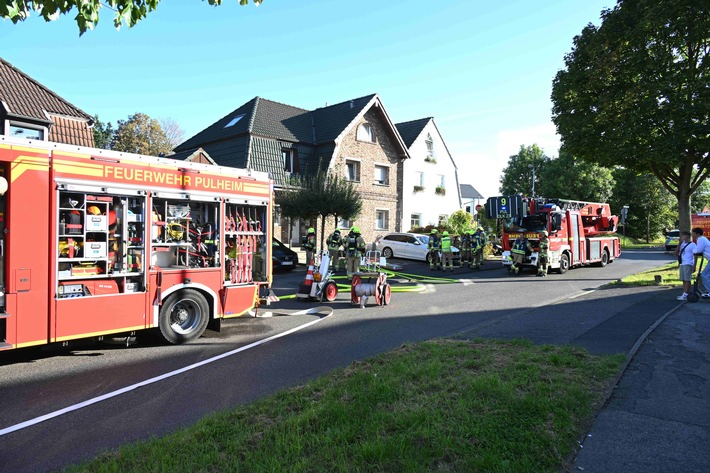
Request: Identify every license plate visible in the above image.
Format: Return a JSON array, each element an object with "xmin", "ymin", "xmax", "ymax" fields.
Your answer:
[{"xmin": 281, "ymin": 261, "xmax": 293, "ymax": 266}]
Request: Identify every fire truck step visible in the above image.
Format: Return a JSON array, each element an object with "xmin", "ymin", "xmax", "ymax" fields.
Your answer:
[
  {"xmin": 0, "ymin": 312, "xmax": 10, "ymax": 319},
  {"xmin": 0, "ymin": 342, "xmax": 11, "ymax": 349}
]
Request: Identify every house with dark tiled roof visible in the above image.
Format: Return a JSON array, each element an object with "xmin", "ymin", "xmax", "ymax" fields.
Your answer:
[
  {"xmin": 175, "ymin": 94, "xmax": 410, "ymax": 245},
  {"xmin": 395, "ymin": 117, "xmax": 462, "ymax": 231},
  {"xmin": 0, "ymin": 58, "xmax": 94, "ymax": 147}
]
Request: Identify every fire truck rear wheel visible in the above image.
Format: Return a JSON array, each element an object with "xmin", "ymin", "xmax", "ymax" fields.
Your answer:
[
  {"xmin": 159, "ymin": 289, "xmax": 210, "ymax": 344},
  {"xmin": 558, "ymin": 253, "xmax": 570, "ymax": 274},
  {"xmin": 597, "ymin": 250, "xmax": 609, "ymax": 267}
]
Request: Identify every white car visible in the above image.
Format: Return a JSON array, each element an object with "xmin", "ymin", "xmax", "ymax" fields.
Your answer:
[{"xmin": 375, "ymin": 232, "xmax": 460, "ymax": 262}]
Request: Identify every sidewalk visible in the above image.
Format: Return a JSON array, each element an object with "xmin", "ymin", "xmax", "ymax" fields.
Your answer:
[{"xmin": 573, "ymin": 299, "xmax": 710, "ymax": 472}]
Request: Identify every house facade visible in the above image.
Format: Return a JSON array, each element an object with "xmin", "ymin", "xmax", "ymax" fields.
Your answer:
[
  {"xmin": 395, "ymin": 118, "xmax": 462, "ymax": 231},
  {"xmin": 0, "ymin": 58, "xmax": 94, "ymax": 147},
  {"xmin": 174, "ymin": 94, "xmax": 409, "ymax": 246}
]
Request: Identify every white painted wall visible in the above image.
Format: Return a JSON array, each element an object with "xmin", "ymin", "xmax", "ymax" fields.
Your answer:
[{"xmin": 401, "ymin": 120, "xmax": 462, "ymax": 231}]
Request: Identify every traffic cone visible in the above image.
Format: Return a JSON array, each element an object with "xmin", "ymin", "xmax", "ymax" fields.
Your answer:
[{"xmin": 297, "ymin": 258, "xmax": 315, "ymax": 299}]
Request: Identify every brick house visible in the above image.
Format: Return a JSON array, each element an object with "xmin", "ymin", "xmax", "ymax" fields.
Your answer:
[
  {"xmin": 174, "ymin": 94, "xmax": 410, "ymax": 245},
  {"xmin": 396, "ymin": 117, "xmax": 462, "ymax": 231},
  {"xmin": 0, "ymin": 58, "xmax": 94, "ymax": 147}
]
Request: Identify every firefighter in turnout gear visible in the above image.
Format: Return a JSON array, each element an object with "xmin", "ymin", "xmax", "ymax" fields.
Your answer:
[
  {"xmin": 472, "ymin": 226, "xmax": 486, "ymax": 270},
  {"xmin": 326, "ymin": 228, "xmax": 343, "ymax": 271},
  {"xmin": 510, "ymin": 234, "xmax": 532, "ymax": 274},
  {"xmin": 537, "ymin": 230, "xmax": 550, "ymax": 277},
  {"xmin": 345, "ymin": 226, "xmax": 366, "ymax": 279},
  {"xmin": 304, "ymin": 227, "xmax": 317, "ymax": 265},
  {"xmin": 440, "ymin": 231, "xmax": 454, "ymax": 271},
  {"xmin": 428, "ymin": 229, "xmax": 441, "ymax": 270},
  {"xmin": 460, "ymin": 230, "xmax": 473, "ymax": 268}
]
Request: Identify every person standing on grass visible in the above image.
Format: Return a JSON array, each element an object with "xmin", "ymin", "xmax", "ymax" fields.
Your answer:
[
  {"xmin": 676, "ymin": 231, "xmax": 696, "ymax": 301},
  {"xmin": 691, "ymin": 227, "xmax": 710, "ymax": 298}
]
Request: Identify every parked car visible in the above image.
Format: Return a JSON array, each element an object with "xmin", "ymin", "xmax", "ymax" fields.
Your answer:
[
  {"xmin": 665, "ymin": 229, "xmax": 680, "ymax": 251},
  {"xmin": 374, "ymin": 232, "xmax": 460, "ymax": 263},
  {"xmin": 272, "ymin": 237, "xmax": 298, "ymax": 271}
]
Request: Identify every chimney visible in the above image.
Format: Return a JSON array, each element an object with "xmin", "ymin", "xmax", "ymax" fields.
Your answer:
[{"xmin": 349, "ymin": 100, "xmax": 354, "ymax": 109}]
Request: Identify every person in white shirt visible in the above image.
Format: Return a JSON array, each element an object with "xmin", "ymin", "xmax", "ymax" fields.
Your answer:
[
  {"xmin": 676, "ymin": 231, "xmax": 697, "ymax": 300},
  {"xmin": 691, "ymin": 227, "xmax": 710, "ymax": 298}
]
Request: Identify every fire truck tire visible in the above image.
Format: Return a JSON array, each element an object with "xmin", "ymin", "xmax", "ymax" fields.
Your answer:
[
  {"xmin": 597, "ymin": 250, "xmax": 609, "ymax": 267},
  {"xmin": 159, "ymin": 289, "xmax": 210, "ymax": 344},
  {"xmin": 558, "ymin": 253, "xmax": 570, "ymax": 274}
]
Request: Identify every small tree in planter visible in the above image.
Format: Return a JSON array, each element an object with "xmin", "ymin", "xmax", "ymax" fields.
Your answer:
[
  {"xmin": 435, "ymin": 185, "xmax": 446, "ymax": 195},
  {"xmin": 413, "ymin": 185, "xmax": 425, "ymax": 193}
]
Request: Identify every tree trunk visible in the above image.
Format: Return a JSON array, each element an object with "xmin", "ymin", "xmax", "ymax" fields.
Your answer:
[
  {"xmin": 678, "ymin": 189, "xmax": 692, "ymax": 233},
  {"xmin": 646, "ymin": 211, "xmax": 650, "ymax": 243}
]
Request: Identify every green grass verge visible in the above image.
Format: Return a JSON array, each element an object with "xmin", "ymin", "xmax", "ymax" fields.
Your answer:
[
  {"xmin": 612, "ymin": 259, "xmax": 706, "ymax": 287},
  {"xmin": 66, "ymin": 339, "xmax": 623, "ymax": 473},
  {"xmin": 617, "ymin": 235, "xmax": 665, "ymax": 249}
]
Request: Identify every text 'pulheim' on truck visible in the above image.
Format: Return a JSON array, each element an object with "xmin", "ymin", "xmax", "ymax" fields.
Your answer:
[{"xmin": 486, "ymin": 195, "xmax": 621, "ymax": 273}]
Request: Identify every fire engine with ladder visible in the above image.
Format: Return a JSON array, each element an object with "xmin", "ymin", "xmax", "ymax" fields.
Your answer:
[
  {"xmin": 0, "ymin": 135, "xmax": 275, "ymax": 351},
  {"xmin": 486, "ymin": 195, "xmax": 621, "ymax": 273}
]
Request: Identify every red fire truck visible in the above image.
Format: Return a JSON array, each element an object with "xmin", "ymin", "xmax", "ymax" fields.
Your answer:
[
  {"xmin": 486, "ymin": 195, "xmax": 621, "ymax": 273},
  {"xmin": 0, "ymin": 136, "xmax": 274, "ymax": 351}
]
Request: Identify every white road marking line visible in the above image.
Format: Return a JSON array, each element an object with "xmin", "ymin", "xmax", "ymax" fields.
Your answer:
[{"xmin": 0, "ymin": 308, "xmax": 333, "ymax": 437}]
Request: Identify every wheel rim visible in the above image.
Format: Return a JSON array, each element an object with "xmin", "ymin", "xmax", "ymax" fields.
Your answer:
[
  {"xmin": 170, "ymin": 298, "xmax": 202, "ymax": 334},
  {"xmin": 383, "ymin": 247, "xmax": 393, "ymax": 258},
  {"xmin": 325, "ymin": 282, "xmax": 338, "ymax": 301}
]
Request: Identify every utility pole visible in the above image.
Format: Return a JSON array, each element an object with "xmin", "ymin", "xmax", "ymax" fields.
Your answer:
[{"xmin": 528, "ymin": 164, "xmax": 536, "ymax": 197}]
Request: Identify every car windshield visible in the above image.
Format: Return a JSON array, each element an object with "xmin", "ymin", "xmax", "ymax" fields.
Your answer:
[
  {"xmin": 416, "ymin": 235, "xmax": 429, "ymax": 245},
  {"xmin": 503, "ymin": 215, "xmax": 547, "ymax": 232},
  {"xmin": 667, "ymin": 230, "xmax": 680, "ymax": 238}
]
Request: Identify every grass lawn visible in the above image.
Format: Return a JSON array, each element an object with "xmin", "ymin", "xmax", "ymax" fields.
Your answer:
[
  {"xmin": 66, "ymin": 340, "xmax": 623, "ymax": 473},
  {"xmin": 612, "ymin": 258, "xmax": 707, "ymax": 287},
  {"xmin": 617, "ymin": 235, "xmax": 665, "ymax": 249}
]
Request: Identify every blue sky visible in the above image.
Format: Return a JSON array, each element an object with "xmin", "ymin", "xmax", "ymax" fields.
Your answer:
[{"xmin": 1, "ymin": 0, "xmax": 614, "ymax": 198}]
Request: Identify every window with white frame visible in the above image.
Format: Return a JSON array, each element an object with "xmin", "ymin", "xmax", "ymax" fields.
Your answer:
[
  {"xmin": 438, "ymin": 174, "xmax": 445, "ymax": 187},
  {"xmin": 374, "ymin": 165, "xmax": 389, "ymax": 185},
  {"xmin": 425, "ymin": 134, "xmax": 435, "ymax": 159},
  {"xmin": 8, "ymin": 122, "xmax": 45, "ymax": 140},
  {"xmin": 411, "ymin": 214, "xmax": 421, "ymax": 229},
  {"xmin": 338, "ymin": 217, "xmax": 353, "ymax": 229},
  {"xmin": 439, "ymin": 214, "xmax": 448, "ymax": 225},
  {"xmin": 282, "ymin": 148, "xmax": 300, "ymax": 173},
  {"xmin": 375, "ymin": 210, "xmax": 389, "ymax": 230},
  {"xmin": 345, "ymin": 159, "xmax": 361, "ymax": 182},
  {"xmin": 415, "ymin": 172, "xmax": 424, "ymax": 187},
  {"xmin": 357, "ymin": 123, "xmax": 375, "ymax": 143}
]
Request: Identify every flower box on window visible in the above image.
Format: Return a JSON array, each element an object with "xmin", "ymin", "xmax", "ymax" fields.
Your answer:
[
  {"xmin": 424, "ymin": 156, "xmax": 437, "ymax": 164},
  {"xmin": 413, "ymin": 185, "xmax": 425, "ymax": 193},
  {"xmin": 435, "ymin": 186, "xmax": 446, "ymax": 195}
]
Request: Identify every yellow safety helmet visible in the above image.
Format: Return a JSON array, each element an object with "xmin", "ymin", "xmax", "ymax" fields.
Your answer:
[
  {"xmin": 442, "ymin": 231, "xmax": 449, "ymax": 237},
  {"xmin": 308, "ymin": 227, "xmax": 315, "ymax": 234},
  {"xmin": 431, "ymin": 228, "xmax": 438, "ymax": 234},
  {"xmin": 87, "ymin": 205, "xmax": 101, "ymax": 215},
  {"xmin": 167, "ymin": 222, "xmax": 184, "ymax": 240}
]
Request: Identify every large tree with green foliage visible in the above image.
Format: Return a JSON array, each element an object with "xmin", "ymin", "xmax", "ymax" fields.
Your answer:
[
  {"xmin": 538, "ymin": 149, "xmax": 614, "ymax": 203},
  {"xmin": 92, "ymin": 114, "xmax": 114, "ymax": 150},
  {"xmin": 1, "ymin": 0, "xmax": 262, "ymax": 35},
  {"xmin": 551, "ymin": 0, "xmax": 710, "ymax": 233},
  {"xmin": 111, "ymin": 112, "xmax": 172, "ymax": 156},
  {"xmin": 499, "ymin": 144, "xmax": 549, "ymax": 196},
  {"xmin": 276, "ymin": 165, "xmax": 362, "ymax": 251},
  {"xmin": 610, "ymin": 167, "xmax": 675, "ymax": 241}
]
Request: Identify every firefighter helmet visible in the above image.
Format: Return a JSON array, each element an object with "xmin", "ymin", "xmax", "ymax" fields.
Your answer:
[
  {"xmin": 87, "ymin": 205, "xmax": 101, "ymax": 215},
  {"xmin": 167, "ymin": 222, "xmax": 184, "ymax": 240},
  {"xmin": 351, "ymin": 226, "xmax": 361, "ymax": 234},
  {"xmin": 477, "ymin": 226, "xmax": 483, "ymax": 231},
  {"xmin": 541, "ymin": 230, "xmax": 549, "ymax": 236},
  {"xmin": 430, "ymin": 228, "xmax": 438, "ymax": 234},
  {"xmin": 307, "ymin": 227, "xmax": 315, "ymax": 234},
  {"xmin": 442, "ymin": 231, "xmax": 449, "ymax": 237},
  {"xmin": 334, "ymin": 228, "xmax": 340, "ymax": 234}
]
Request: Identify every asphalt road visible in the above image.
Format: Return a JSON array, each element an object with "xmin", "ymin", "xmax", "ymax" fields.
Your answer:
[{"xmin": 0, "ymin": 248, "xmax": 675, "ymax": 472}]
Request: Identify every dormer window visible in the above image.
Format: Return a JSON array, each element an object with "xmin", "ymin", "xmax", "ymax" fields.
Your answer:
[
  {"xmin": 356, "ymin": 123, "xmax": 375, "ymax": 143},
  {"xmin": 8, "ymin": 122, "xmax": 45, "ymax": 140}
]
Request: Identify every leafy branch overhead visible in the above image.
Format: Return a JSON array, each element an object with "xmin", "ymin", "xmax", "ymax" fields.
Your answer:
[{"xmin": 0, "ymin": 0, "xmax": 263, "ymax": 35}]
